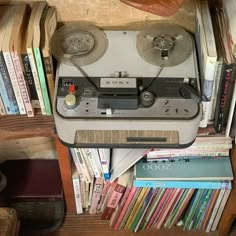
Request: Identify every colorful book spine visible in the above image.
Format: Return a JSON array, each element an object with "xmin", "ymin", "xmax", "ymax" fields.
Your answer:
[
  {"xmin": 27, "ymin": 48, "xmax": 46, "ymax": 115},
  {"xmin": 206, "ymin": 188, "xmax": 226, "ymax": 232},
  {"xmin": 101, "ymin": 182, "xmax": 127, "ymax": 220},
  {"xmin": 113, "ymin": 186, "xmax": 137, "ymax": 230},
  {"xmin": 132, "ymin": 188, "xmax": 155, "ymax": 232},
  {"xmin": 34, "ymin": 47, "xmax": 52, "ymax": 115},
  {"xmin": 147, "ymin": 188, "xmax": 172, "ymax": 228},
  {"xmin": 0, "ymin": 95, "xmax": 6, "ymax": 115},
  {"xmin": 11, "ymin": 51, "xmax": 34, "ymax": 117},
  {"xmin": 133, "ymin": 180, "xmax": 232, "ymax": 189},
  {"xmin": 0, "ymin": 72, "xmax": 11, "ymax": 114},
  {"xmin": 3, "ymin": 51, "xmax": 26, "ymax": 114},
  {"xmin": 21, "ymin": 53, "xmax": 39, "ymax": 108},
  {"xmin": 201, "ymin": 189, "xmax": 220, "ymax": 230},
  {"xmin": 211, "ymin": 188, "xmax": 231, "ymax": 231},
  {"xmin": 89, "ymin": 177, "xmax": 104, "ymax": 214}
]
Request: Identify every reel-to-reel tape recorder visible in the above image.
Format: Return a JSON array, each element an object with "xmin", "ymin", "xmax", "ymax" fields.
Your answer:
[{"xmin": 52, "ymin": 22, "xmax": 202, "ymax": 148}]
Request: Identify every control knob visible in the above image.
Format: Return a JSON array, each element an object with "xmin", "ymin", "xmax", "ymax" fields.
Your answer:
[{"xmin": 64, "ymin": 84, "xmax": 77, "ymax": 109}]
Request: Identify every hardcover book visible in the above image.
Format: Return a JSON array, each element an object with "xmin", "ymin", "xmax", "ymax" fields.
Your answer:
[{"xmin": 134, "ymin": 157, "xmax": 233, "ymax": 181}]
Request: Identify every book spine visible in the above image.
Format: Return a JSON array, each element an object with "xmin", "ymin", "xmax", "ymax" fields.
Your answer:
[
  {"xmin": 98, "ymin": 149, "xmax": 110, "ymax": 180},
  {"xmin": 72, "ymin": 176, "xmax": 83, "ymax": 214},
  {"xmin": 0, "ymin": 95, "xmax": 6, "ymax": 115},
  {"xmin": 34, "ymin": 48, "xmax": 52, "ymax": 115},
  {"xmin": 211, "ymin": 188, "xmax": 231, "ymax": 231},
  {"xmin": 141, "ymin": 188, "xmax": 165, "ymax": 229},
  {"xmin": 89, "ymin": 177, "xmax": 103, "ymax": 214},
  {"xmin": 0, "ymin": 53, "xmax": 19, "ymax": 114},
  {"xmin": 113, "ymin": 186, "xmax": 137, "ymax": 230},
  {"xmin": 156, "ymin": 188, "xmax": 182, "ymax": 229},
  {"xmin": 11, "ymin": 52, "xmax": 34, "ymax": 117},
  {"xmin": 101, "ymin": 183, "xmax": 126, "ymax": 220},
  {"xmin": 75, "ymin": 148, "xmax": 92, "ymax": 183},
  {"xmin": 119, "ymin": 188, "xmax": 141, "ymax": 230},
  {"xmin": 214, "ymin": 63, "xmax": 236, "ymax": 132},
  {"xmin": 164, "ymin": 188, "xmax": 188, "ymax": 228},
  {"xmin": 110, "ymin": 186, "xmax": 131, "ymax": 227},
  {"xmin": 0, "ymin": 72, "xmax": 11, "ymax": 114},
  {"xmin": 3, "ymin": 52, "xmax": 26, "ymax": 114},
  {"xmin": 183, "ymin": 189, "xmax": 204, "ymax": 230},
  {"xmin": 42, "ymin": 53, "xmax": 55, "ymax": 103},
  {"xmin": 133, "ymin": 180, "xmax": 232, "ymax": 189},
  {"xmin": 225, "ymin": 80, "xmax": 236, "ymax": 136},
  {"xmin": 208, "ymin": 60, "xmax": 223, "ymax": 122},
  {"xmin": 85, "ymin": 149, "xmax": 102, "ymax": 178},
  {"xmin": 147, "ymin": 188, "xmax": 172, "ymax": 228},
  {"xmin": 206, "ymin": 188, "xmax": 226, "ymax": 232},
  {"xmin": 97, "ymin": 181, "xmax": 111, "ymax": 212},
  {"xmin": 194, "ymin": 189, "xmax": 213, "ymax": 229},
  {"xmin": 21, "ymin": 53, "xmax": 39, "ymax": 108},
  {"xmin": 134, "ymin": 189, "xmax": 157, "ymax": 232},
  {"xmin": 27, "ymin": 48, "xmax": 46, "ymax": 115}
]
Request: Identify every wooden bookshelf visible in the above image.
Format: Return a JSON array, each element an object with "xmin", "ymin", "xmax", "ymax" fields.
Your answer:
[
  {"xmin": 0, "ymin": 115, "xmax": 55, "ymax": 141},
  {"xmin": 55, "ymin": 139, "xmax": 236, "ymax": 236}
]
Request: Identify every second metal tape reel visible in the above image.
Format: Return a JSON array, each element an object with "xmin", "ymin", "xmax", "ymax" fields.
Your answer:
[
  {"xmin": 51, "ymin": 23, "xmax": 108, "ymax": 66},
  {"xmin": 137, "ymin": 23, "xmax": 193, "ymax": 67}
]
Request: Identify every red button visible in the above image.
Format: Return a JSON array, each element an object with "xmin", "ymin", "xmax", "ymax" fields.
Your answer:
[{"xmin": 68, "ymin": 84, "xmax": 76, "ymax": 93}]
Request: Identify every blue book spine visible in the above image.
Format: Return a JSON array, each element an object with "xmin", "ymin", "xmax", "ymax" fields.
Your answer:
[
  {"xmin": 103, "ymin": 173, "xmax": 110, "ymax": 180},
  {"xmin": 133, "ymin": 180, "xmax": 232, "ymax": 189},
  {"xmin": 0, "ymin": 72, "xmax": 11, "ymax": 114},
  {"xmin": 0, "ymin": 52, "xmax": 19, "ymax": 114}
]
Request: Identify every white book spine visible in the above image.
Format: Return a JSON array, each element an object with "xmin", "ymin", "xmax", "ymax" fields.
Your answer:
[
  {"xmin": 75, "ymin": 148, "xmax": 92, "ymax": 183},
  {"xmin": 85, "ymin": 148, "xmax": 102, "ymax": 178},
  {"xmin": 199, "ymin": 101, "xmax": 210, "ymax": 128},
  {"xmin": 225, "ymin": 82, "xmax": 236, "ymax": 136},
  {"xmin": 3, "ymin": 52, "xmax": 26, "ymax": 114},
  {"xmin": 211, "ymin": 189, "xmax": 231, "ymax": 231},
  {"xmin": 70, "ymin": 148, "xmax": 83, "ymax": 177},
  {"xmin": 11, "ymin": 51, "xmax": 34, "ymax": 117},
  {"xmin": 72, "ymin": 176, "xmax": 83, "ymax": 214},
  {"xmin": 27, "ymin": 48, "xmax": 46, "ymax": 115},
  {"xmin": 206, "ymin": 189, "xmax": 226, "ymax": 232},
  {"xmin": 0, "ymin": 95, "xmax": 6, "ymax": 115},
  {"xmin": 208, "ymin": 61, "xmax": 223, "ymax": 122},
  {"xmin": 98, "ymin": 149, "xmax": 110, "ymax": 176}
]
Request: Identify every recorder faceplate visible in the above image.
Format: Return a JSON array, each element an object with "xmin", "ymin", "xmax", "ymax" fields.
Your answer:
[{"xmin": 52, "ymin": 23, "xmax": 202, "ymax": 147}]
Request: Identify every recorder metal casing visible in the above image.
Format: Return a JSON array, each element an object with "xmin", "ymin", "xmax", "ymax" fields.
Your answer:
[{"xmin": 53, "ymin": 29, "xmax": 202, "ymax": 148}]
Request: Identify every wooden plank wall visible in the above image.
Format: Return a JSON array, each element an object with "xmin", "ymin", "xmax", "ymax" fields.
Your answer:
[{"xmin": 0, "ymin": 0, "xmax": 196, "ymax": 31}]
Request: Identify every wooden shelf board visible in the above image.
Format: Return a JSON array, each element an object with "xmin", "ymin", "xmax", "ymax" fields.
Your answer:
[
  {"xmin": 48, "ymin": 213, "xmax": 218, "ymax": 236},
  {"xmin": 0, "ymin": 115, "xmax": 55, "ymax": 140}
]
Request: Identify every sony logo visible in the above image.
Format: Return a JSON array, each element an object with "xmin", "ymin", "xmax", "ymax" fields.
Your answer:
[{"xmin": 100, "ymin": 78, "xmax": 137, "ymax": 88}]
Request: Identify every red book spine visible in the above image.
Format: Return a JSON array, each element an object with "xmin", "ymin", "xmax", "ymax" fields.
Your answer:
[{"xmin": 101, "ymin": 183, "xmax": 126, "ymax": 220}]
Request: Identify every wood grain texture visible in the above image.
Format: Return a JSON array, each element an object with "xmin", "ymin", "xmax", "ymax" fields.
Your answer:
[
  {"xmin": 0, "ymin": 115, "xmax": 55, "ymax": 140},
  {"xmin": 217, "ymin": 146, "xmax": 236, "ymax": 236},
  {"xmin": 46, "ymin": 213, "xmax": 218, "ymax": 236},
  {"xmin": 0, "ymin": 137, "xmax": 57, "ymax": 160},
  {"xmin": 55, "ymin": 137, "xmax": 76, "ymax": 214},
  {"xmin": 0, "ymin": 0, "xmax": 196, "ymax": 32}
]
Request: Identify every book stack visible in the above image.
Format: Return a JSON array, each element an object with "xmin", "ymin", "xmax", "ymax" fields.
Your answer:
[
  {"xmin": 69, "ymin": 137, "xmax": 233, "ymax": 233},
  {"xmin": 0, "ymin": 2, "xmax": 56, "ymax": 117},
  {"xmin": 195, "ymin": 0, "xmax": 236, "ymax": 140}
]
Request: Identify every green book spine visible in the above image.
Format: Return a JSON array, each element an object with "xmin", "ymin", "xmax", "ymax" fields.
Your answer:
[
  {"xmin": 34, "ymin": 47, "xmax": 52, "ymax": 115},
  {"xmin": 141, "ymin": 188, "xmax": 165, "ymax": 230},
  {"xmin": 194, "ymin": 189, "xmax": 213, "ymax": 229},
  {"xmin": 183, "ymin": 189, "xmax": 204, "ymax": 230}
]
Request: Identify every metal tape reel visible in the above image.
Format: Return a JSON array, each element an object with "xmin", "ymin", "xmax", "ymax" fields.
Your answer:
[
  {"xmin": 51, "ymin": 23, "xmax": 108, "ymax": 66},
  {"xmin": 136, "ymin": 23, "xmax": 192, "ymax": 67}
]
